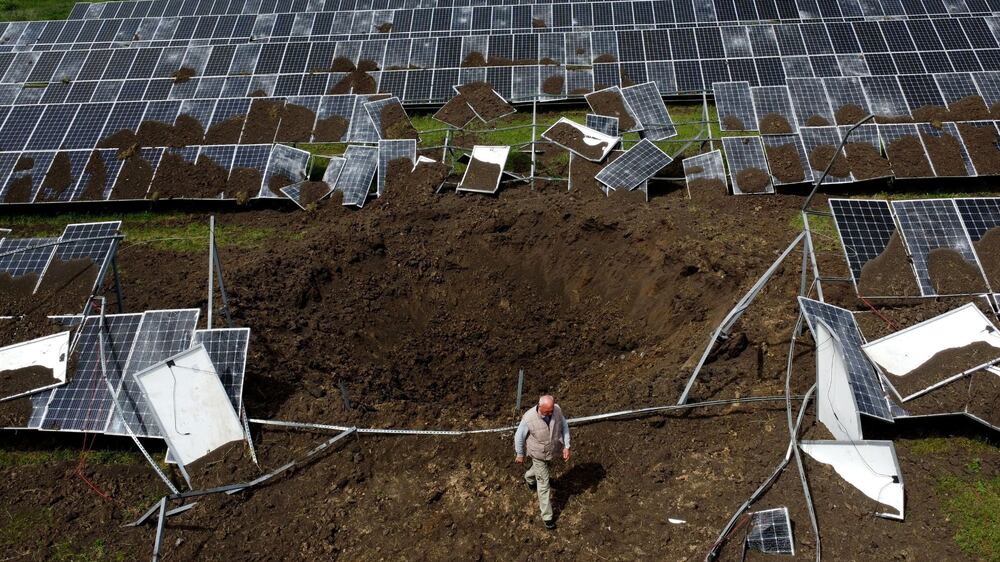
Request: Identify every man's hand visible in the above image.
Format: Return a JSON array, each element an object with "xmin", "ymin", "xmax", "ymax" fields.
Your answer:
[
  {"xmin": 515, "ymin": 455, "xmax": 524, "ymax": 464},
  {"xmin": 563, "ymin": 448, "xmax": 571, "ymax": 461}
]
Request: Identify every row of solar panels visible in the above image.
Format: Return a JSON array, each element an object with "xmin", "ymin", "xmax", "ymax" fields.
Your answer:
[
  {"xmin": 715, "ymin": 73, "xmax": 1000, "ymax": 135},
  {"xmin": 0, "ymin": 144, "xmax": 313, "ymax": 204},
  {"xmin": 0, "ymin": 221, "xmax": 118, "ymax": 293},
  {"xmin": 8, "ymin": 308, "xmax": 250, "ymax": 440},
  {"xmin": 709, "ymin": 120, "xmax": 1000, "ymax": 194},
  {"xmin": 829, "ymin": 197, "xmax": 1000, "ymax": 297},
  {"xmin": 8, "ymin": 3, "xmax": 1000, "ymax": 53}
]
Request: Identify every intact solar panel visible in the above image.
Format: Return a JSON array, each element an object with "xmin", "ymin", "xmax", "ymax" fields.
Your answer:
[
  {"xmin": 586, "ymin": 114, "xmax": 619, "ymax": 136},
  {"xmin": 798, "ymin": 297, "xmax": 893, "ymax": 421},
  {"xmin": 339, "ymin": 144, "xmax": 378, "ymax": 207},
  {"xmin": 800, "ymin": 125, "xmax": 853, "ymax": 183},
  {"xmin": 898, "ymin": 73, "xmax": 947, "ymax": 114},
  {"xmin": 860, "ymin": 75, "xmax": 911, "ymax": 120},
  {"xmin": 713, "ymin": 81, "xmax": 756, "ymax": 131},
  {"xmin": 192, "ymin": 327, "xmax": 250, "ymax": 416},
  {"xmin": 746, "ymin": 507, "xmax": 794, "ymax": 555},
  {"xmin": 787, "ymin": 77, "xmax": 835, "ymax": 126},
  {"xmin": 751, "ymin": 85, "xmax": 798, "ymax": 133},
  {"xmin": 347, "ymin": 94, "xmax": 382, "ymax": 143},
  {"xmin": 955, "ymin": 198, "xmax": 1000, "ymax": 242},
  {"xmin": 830, "ymin": 198, "xmax": 901, "ymax": 287},
  {"xmin": 105, "ymin": 308, "xmax": 200, "ymax": 438},
  {"xmin": 682, "ymin": 149, "xmax": 725, "ymax": 189},
  {"xmin": 37, "ymin": 313, "xmax": 142, "ymax": 434},
  {"xmin": 621, "ymin": 81, "xmax": 675, "ymax": 140},
  {"xmin": 261, "ymin": 144, "xmax": 309, "ymax": 198},
  {"xmin": 594, "ymin": 139, "xmax": 671, "ymax": 192},
  {"xmin": 377, "ymin": 138, "xmax": 415, "ymax": 196},
  {"xmin": 892, "ymin": 199, "xmax": 988, "ymax": 296},
  {"xmin": 721, "ymin": 136, "xmax": 774, "ymax": 194},
  {"xmin": 0, "ymin": 237, "xmax": 57, "ymax": 278}
]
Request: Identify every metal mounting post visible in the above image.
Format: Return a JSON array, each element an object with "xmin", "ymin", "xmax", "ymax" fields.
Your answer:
[
  {"xmin": 207, "ymin": 216, "xmax": 215, "ymax": 329},
  {"xmin": 111, "ymin": 256, "xmax": 125, "ymax": 313},
  {"xmin": 212, "ymin": 239, "xmax": 234, "ymax": 328},
  {"xmin": 514, "ymin": 368, "xmax": 524, "ymax": 414}
]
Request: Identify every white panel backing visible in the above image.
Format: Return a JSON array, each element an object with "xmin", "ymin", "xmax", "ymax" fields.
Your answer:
[
  {"xmin": 0, "ymin": 331, "xmax": 70, "ymax": 401},
  {"xmin": 815, "ymin": 322, "xmax": 863, "ymax": 441},
  {"xmin": 800, "ymin": 440, "xmax": 905, "ymax": 520}
]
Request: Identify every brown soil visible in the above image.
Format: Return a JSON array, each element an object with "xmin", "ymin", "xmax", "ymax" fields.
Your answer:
[
  {"xmin": 758, "ymin": 113, "xmax": 793, "ymax": 134},
  {"xmin": 205, "ymin": 115, "xmax": 245, "ymax": 145},
  {"xmin": 687, "ymin": 178, "xmax": 729, "ymax": 192},
  {"xmin": 947, "ymin": 96, "xmax": 990, "ymax": 121},
  {"xmin": 569, "ymin": 152, "xmax": 624, "ymax": 192},
  {"xmin": 293, "ymin": 182, "xmax": 333, "ymax": 207},
  {"xmin": 434, "ymin": 96, "xmax": 477, "ymax": 128},
  {"xmin": 763, "ymin": 143, "xmax": 805, "ymax": 184},
  {"xmin": 721, "ymin": 115, "xmax": 745, "ymax": 130},
  {"xmin": 37, "ymin": 152, "xmax": 73, "ymax": 202},
  {"xmin": 148, "ymin": 152, "xmax": 228, "ymax": 199},
  {"xmin": 110, "ymin": 154, "xmax": 154, "ymax": 200},
  {"xmin": 991, "ymin": 102, "xmax": 1000, "ymax": 120},
  {"xmin": 857, "ymin": 231, "xmax": 921, "ymax": 297},
  {"xmin": 0, "ymin": 365, "xmax": 57, "ymax": 398},
  {"xmin": 461, "ymin": 159, "xmax": 502, "ymax": 192},
  {"xmin": 532, "ymin": 18, "xmax": 545, "ymax": 28},
  {"xmin": 834, "ymin": 104, "xmax": 866, "ymax": 125},
  {"xmin": 375, "ymin": 22, "xmax": 392, "ymax": 33},
  {"xmin": 541, "ymin": 75, "xmax": 564, "ymax": 96},
  {"xmin": 456, "ymin": 82, "xmax": 514, "ymax": 122},
  {"xmin": 99, "ymin": 129, "xmax": 140, "ymax": 156},
  {"xmin": 926, "ymin": 248, "xmax": 988, "ymax": 295},
  {"xmin": 173, "ymin": 115, "xmax": 206, "ymax": 146},
  {"xmin": 249, "ymin": 90, "xmax": 267, "ymax": 97},
  {"xmin": 807, "ymin": 145, "xmax": 850, "ymax": 179},
  {"xmin": 734, "ymin": 168, "xmax": 771, "ymax": 193},
  {"xmin": 805, "ymin": 115, "xmax": 831, "ymax": 126},
  {"xmin": 379, "ymin": 103, "xmax": 418, "ymax": 140},
  {"xmin": 227, "ymin": 168, "xmax": 263, "ymax": 201},
  {"xmin": 461, "ymin": 51, "xmax": 487, "ymax": 67},
  {"xmin": 268, "ymin": 175, "xmax": 294, "ymax": 198},
  {"xmin": 911, "ymin": 105, "xmax": 949, "ymax": 123},
  {"xmin": 966, "ymin": 370, "xmax": 1000, "ymax": 427},
  {"xmin": 973, "ymin": 227, "xmax": 1000, "ymax": 287},
  {"xmin": 886, "ymin": 341, "xmax": 1000, "ymax": 398},
  {"xmin": 182, "ymin": 440, "xmax": 259, "ymax": 489},
  {"xmin": 588, "ymin": 90, "xmax": 636, "ymax": 131},
  {"xmin": 593, "ymin": 53, "xmax": 617, "ymax": 63},
  {"xmin": 874, "ymin": 114, "xmax": 912, "ymax": 124},
  {"xmin": 34, "ymin": 257, "xmax": 99, "ymax": 309},
  {"xmin": 921, "ymin": 130, "xmax": 970, "ymax": 176},
  {"xmin": 957, "ymin": 123, "xmax": 1000, "ymax": 175},
  {"xmin": 843, "ymin": 142, "xmax": 891, "ymax": 180},
  {"xmin": 386, "ymin": 158, "xmax": 449, "ymax": 193},
  {"xmin": 172, "ymin": 67, "xmax": 196, "ymax": 84},
  {"xmin": 3, "ymin": 175, "xmax": 34, "ymax": 203},
  {"xmin": 544, "ymin": 122, "xmax": 608, "ymax": 161},
  {"xmin": 0, "ymin": 397, "xmax": 32, "ymax": 426},
  {"xmin": 327, "ymin": 60, "xmax": 379, "ymax": 95},
  {"xmin": 328, "ymin": 57, "xmax": 356, "ymax": 73},
  {"xmin": 274, "ymin": 102, "xmax": 317, "ymax": 143},
  {"xmin": 78, "ymin": 151, "xmax": 107, "ymax": 201},
  {"xmin": 241, "ymin": 99, "xmax": 283, "ymax": 144},
  {"xmin": 312, "ymin": 115, "xmax": 349, "ymax": 142},
  {"xmin": 885, "ymin": 136, "xmax": 933, "ymax": 178},
  {"xmin": 13, "ymin": 156, "xmax": 33, "ymax": 172}
]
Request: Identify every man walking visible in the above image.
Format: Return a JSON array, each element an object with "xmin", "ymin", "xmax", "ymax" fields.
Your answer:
[{"xmin": 514, "ymin": 395, "xmax": 571, "ymax": 530}]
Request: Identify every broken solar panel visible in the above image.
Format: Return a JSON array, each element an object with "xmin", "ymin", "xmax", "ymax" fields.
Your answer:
[
  {"xmin": 338, "ymin": 145, "xmax": 378, "ymax": 208},
  {"xmin": 105, "ymin": 308, "xmax": 201, "ymax": 438},
  {"xmin": 682, "ymin": 150, "xmax": 726, "ymax": 190},
  {"xmin": 829, "ymin": 198, "xmax": 910, "ymax": 296},
  {"xmin": 192, "ymin": 328, "xmax": 250, "ymax": 417},
  {"xmin": 798, "ymin": 297, "xmax": 894, "ymax": 421},
  {"xmin": 0, "ymin": 237, "xmax": 57, "ymax": 280},
  {"xmin": 281, "ymin": 181, "xmax": 333, "ymax": 211},
  {"xmin": 541, "ymin": 118, "xmax": 618, "ymax": 163},
  {"xmin": 458, "ymin": 145, "xmax": 509, "ymax": 194},
  {"xmin": 721, "ymin": 136, "xmax": 774, "ymax": 195},
  {"xmin": 892, "ymin": 199, "xmax": 990, "ymax": 297},
  {"xmin": 787, "ymin": 77, "xmax": 835, "ymax": 126},
  {"xmin": 346, "ymin": 94, "xmax": 385, "ymax": 143},
  {"xmin": 0, "ymin": 331, "xmax": 69, "ymax": 402},
  {"xmin": 377, "ymin": 138, "xmax": 416, "ymax": 196},
  {"xmin": 800, "ymin": 126, "xmax": 853, "ymax": 184},
  {"xmin": 713, "ymin": 81, "xmax": 756, "ymax": 132},
  {"xmin": 761, "ymin": 134, "xmax": 814, "ymax": 185},
  {"xmin": 40, "ymin": 221, "xmax": 121, "ymax": 297},
  {"xmin": 585, "ymin": 86, "xmax": 641, "ymax": 134},
  {"xmin": 261, "ymin": 145, "xmax": 309, "ymax": 198},
  {"xmin": 860, "ymin": 76, "xmax": 911, "ymax": 122},
  {"xmin": 586, "ymin": 114, "xmax": 619, "ymax": 137},
  {"xmin": 751, "ymin": 85, "xmax": 798, "ymax": 134},
  {"xmin": 745, "ymin": 507, "xmax": 794, "ymax": 556},
  {"xmin": 594, "ymin": 139, "xmax": 671, "ymax": 192},
  {"xmin": 364, "ymin": 96, "xmax": 412, "ymax": 141},
  {"xmin": 621, "ymin": 82, "xmax": 676, "ymax": 141}
]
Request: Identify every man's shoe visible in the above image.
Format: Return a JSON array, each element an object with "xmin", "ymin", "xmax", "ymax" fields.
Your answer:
[{"xmin": 543, "ymin": 519, "xmax": 556, "ymax": 530}]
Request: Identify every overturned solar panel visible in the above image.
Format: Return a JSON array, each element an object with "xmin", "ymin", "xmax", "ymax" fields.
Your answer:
[
  {"xmin": 745, "ymin": 507, "xmax": 794, "ymax": 556},
  {"xmin": 721, "ymin": 137, "xmax": 774, "ymax": 195},
  {"xmin": 338, "ymin": 145, "xmax": 379, "ymax": 208},
  {"xmin": 586, "ymin": 114, "xmax": 619, "ymax": 137},
  {"xmin": 586, "ymin": 86, "xmax": 642, "ymax": 134},
  {"xmin": 365, "ymin": 97, "xmax": 417, "ymax": 141},
  {"xmin": 621, "ymin": 82, "xmax": 677, "ymax": 141},
  {"xmin": 454, "ymin": 82, "xmax": 516, "ymax": 123},
  {"xmin": 458, "ymin": 145, "xmax": 510, "ymax": 194},
  {"xmin": 682, "ymin": 150, "xmax": 726, "ymax": 191},
  {"xmin": 863, "ymin": 303, "xmax": 1000, "ymax": 401},
  {"xmin": 594, "ymin": 139, "xmax": 671, "ymax": 193},
  {"xmin": 261, "ymin": 145, "xmax": 310, "ymax": 199},
  {"xmin": 800, "ymin": 440, "xmax": 905, "ymax": 520},
  {"xmin": 541, "ymin": 118, "xmax": 619, "ymax": 162},
  {"xmin": 0, "ymin": 331, "xmax": 70, "ymax": 402}
]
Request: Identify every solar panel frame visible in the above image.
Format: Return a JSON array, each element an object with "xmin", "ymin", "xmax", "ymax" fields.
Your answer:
[
  {"xmin": 751, "ymin": 85, "xmax": 798, "ymax": 134},
  {"xmin": 682, "ymin": 148, "xmax": 725, "ymax": 189},
  {"xmin": 376, "ymin": 138, "xmax": 415, "ymax": 196},
  {"xmin": 594, "ymin": 138, "xmax": 671, "ymax": 192},
  {"xmin": 260, "ymin": 144, "xmax": 309, "ymax": 198},
  {"xmin": 721, "ymin": 136, "xmax": 774, "ymax": 194},
  {"xmin": 713, "ymin": 81, "xmax": 756, "ymax": 132},
  {"xmin": 746, "ymin": 507, "xmax": 795, "ymax": 556},
  {"xmin": 338, "ymin": 144, "xmax": 378, "ymax": 207}
]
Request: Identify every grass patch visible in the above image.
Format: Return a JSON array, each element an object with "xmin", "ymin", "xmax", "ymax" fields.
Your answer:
[
  {"xmin": 790, "ymin": 212, "xmax": 841, "ymax": 253},
  {"xmin": 51, "ymin": 539, "xmax": 127, "ymax": 562},
  {"xmin": 0, "ymin": 0, "xmax": 104, "ymax": 21},
  {"xmin": 939, "ymin": 474, "xmax": 1000, "ymax": 561},
  {"xmin": 903, "ymin": 436, "xmax": 995, "ymax": 456},
  {"xmin": 0, "ymin": 447, "xmax": 139, "ymax": 468},
  {"xmin": 0, "ymin": 507, "xmax": 51, "ymax": 551}
]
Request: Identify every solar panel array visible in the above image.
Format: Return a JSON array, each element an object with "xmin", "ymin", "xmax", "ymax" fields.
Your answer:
[
  {"xmin": 830, "ymin": 197, "xmax": 1000, "ymax": 297},
  {"xmin": 746, "ymin": 507, "xmax": 795, "ymax": 556}
]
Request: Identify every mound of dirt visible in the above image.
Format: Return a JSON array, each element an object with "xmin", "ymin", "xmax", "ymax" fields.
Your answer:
[
  {"xmin": 110, "ymin": 154, "xmax": 154, "ymax": 200},
  {"xmin": 856, "ymin": 231, "xmax": 920, "ymax": 297},
  {"xmin": 885, "ymin": 135, "xmax": 933, "ymax": 178},
  {"xmin": 735, "ymin": 168, "xmax": 771, "ymax": 193},
  {"xmin": 804, "ymin": 115, "xmax": 831, "ymax": 126},
  {"xmin": 0, "ymin": 365, "xmax": 57, "ymax": 398},
  {"xmin": 386, "ymin": 158, "xmax": 449, "ymax": 194},
  {"xmin": 241, "ymin": 99, "xmax": 283, "ymax": 144},
  {"xmin": 807, "ymin": 145, "xmax": 850, "ymax": 180},
  {"xmin": 312, "ymin": 114, "xmax": 349, "ymax": 142},
  {"xmin": 36, "ymin": 152, "xmax": 73, "ymax": 201},
  {"xmin": 763, "ymin": 143, "xmax": 805, "ymax": 184},
  {"xmin": 327, "ymin": 59, "xmax": 379, "ymax": 95},
  {"xmin": 541, "ymin": 75, "xmax": 564, "ymax": 96},
  {"xmin": 275, "ymin": 102, "xmax": 318, "ymax": 143},
  {"xmin": 148, "ymin": 152, "xmax": 229, "ymax": 199},
  {"xmin": 77, "ymin": 151, "xmax": 108, "ymax": 201},
  {"xmin": 758, "ymin": 113, "xmax": 792, "ymax": 134},
  {"xmin": 544, "ymin": 122, "xmax": 608, "ymax": 160},
  {"xmin": 461, "ymin": 159, "xmax": 502, "ymax": 192},
  {"xmin": 456, "ymin": 82, "xmax": 514, "ymax": 122},
  {"xmin": 834, "ymin": 104, "xmax": 866, "ymax": 125},
  {"xmin": 947, "ymin": 95, "xmax": 990, "ymax": 121},
  {"xmin": 843, "ymin": 142, "xmax": 891, "ymax": 180},
  {"xmin": 205, "ymin": 115, "xmax": 246, "ymax": 145},
  {"xmin": 587, "ymin": 89, "xmax": 635, "ymax": 131},
  {"xmin": 927, "ymin": 248, "xmax": 988, "ymax": 295},
  {"xmin": 957, "ymin": 122, "xmax": 1000, "ymax": 175},
  {"xmin": 886, "ymin": 341, "xmax": 1000, "ymax": 397},
  {"xmin": 721, "ymin": 115, "xmax": 745, "ymax": 130},
  {"xmin": 920, "ymin": 130, "xmax": 969, "ymax": 176},
  {"xmin": 973, "ymin": 227, "xmax": 1000, "ymax": 287},
  {"xmin": 173, "ymin": 67, "xmax": 196, "ymax": 83},
  {"xmin": 379, "ymin": 103, "xmax": 418, "ymax": 140},
  {"xmin": 434, "ymin": 96, "xmax": 477, "ymax": 128}
]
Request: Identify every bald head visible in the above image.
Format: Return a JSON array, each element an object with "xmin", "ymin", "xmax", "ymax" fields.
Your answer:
[{"xmin": 538, "ymin": 395, "xmax": 555, "ymax": 416}]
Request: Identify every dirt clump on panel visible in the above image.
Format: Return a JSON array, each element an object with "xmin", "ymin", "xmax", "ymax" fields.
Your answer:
[
  {"xmin": 173, "ymin": 114, "xmax": 206, "ymax": 146},
  {"xmin": 805, "ymin": 115, "xmax": 831, "ymax": 126},
  {"xmin": 274, "ymin": 102, "xmax": 317, "ymax": 143},
  {"xmin": 886, "ymin": 136, "xmax": 933, "ymax": 178},
  {"xmin": 734, "ymin": 168, "xmax": 771, "ymax": 193},
  {"xmin": 593, "ymin": 53, "xmax": 617, "ymax": 63},
  {"xmin": 292, "ymin": 182, "xmax": 333, "ymax": 206},
  {"xmin": 687, "ymin": 178, "xmax": 729, "ymax": 192},
  {"xmin": 0, "ymin": 397, "xmax": 32, "ymax": 427},
  {"xmin": 241, "ymin": 98, "xmax": 284, "ymax": 144},
  {"xmin": 37, "ymin": 152, "xmax": 73, "ymax": 201},
  {"xmin": 721, "ymin": 115, "xmax": 745, "ymax": 130},
  {"xmin": 434, "ymin": 96, "xmax": 477, "ymax": 127},
  {"xmin": 227, "ymin": 167, "xmax": 263, "ymax": 201},
  {"xmin": 149, "ymin": 152, "xmax": 228, "ymax": 199},
  {"xmin": 763, "ymin": 143, "xmax": 805, "ymax": 184},
  {"xmin": 921, "ymin": 130, "xmax": 970, "ymax": 176},
  {"xmin": 967, "ymin": 370, "xmax": 1000, "ymax": 426},
  {"xmin": 569, "ymin": 153, "xmax": 623, "ymax": 192},
  {"xmin": 927, "ymin": 248, "xmax": 988, "ymax": 295},
  {"xmin": 172, "ymin": 67, "xmax": 196, "ymax": 83},
  {"xmin": 461, "ymin": 159, "xmax": 502, "ymax": 192},
  {"xmin": 205, "ymin": 115, "xmax": 245, "ymax": 145},
  {"xmin": 461, "ymin": 51, "xmax": 487, "ymax": 67},
  {"xmin": 457, "ymin": 82, "xmax": 515, "ymax": 122},
  {"xmin": 268, "ymin": 175, "xmax": 295, "ymax": 198},
  {"xmin": 386, "ymin": 157, "xmax": 449, "ymax": 194},
  {"xmin": 380, "ymin": 103, "xmax": 418, "ymax": 140},
  {"xmin": 249, "ymin": 89, "xmax": 267, "ymax": 97},
  {"xmin": 973, "ymin": 227, "xmax": 1000, "ymax": 287},
  {"xmin": 910, "ymin": 105, "xmax": 949, "ymax": 123},
  {"xmin": 834, "ymin": 104, "xmax": 866, "ymax": 125},
  {"xmin": 0, "ymin": 365, "xmax": 58, "ymax": 398},
  {"xmin": 808, "ymin": 145, "xmax": 850, "ymax": 179},
  {"xmin": 13, "ymin": 156, "xmax": 33, "ymax": 172},
  {"xmin": 328, "ymin": 57, "xmax": 356, "ymax": 73},
  {"xmin": 843, "ymin": 142, "xmax": 891, "ymax": 180},
  {"xmin": 588, "ymin": 89, "xmax": 636, "ymax": 131},
  {"xmin": 4, "ymin": 175, "xmax": 34, "ymax": 203},
  {"xmin": 532, "ymin": 18, "xmax": 546, "ymax": 28},
  {"xmin": 312, "ymin": 114, "xmax": 349, "ymax": 142},
  {"xmin": 34, "ymin": 258, "xmax": 98, "ymax": 307},
  {"xmin": 947, "ymin": 95, "xmax": 990, "ymax": 121},
  {"xmin": 542, "ymin": 75, "xmax": 564, "ymax": 96},
  {"xmin": 957, "ymin": 122, "xmax": 1000, "ymax": 175},
  {"xmin": 375, "ymin": 22, "xmax": 392, "ymax": 33},
  {"xmin": 110, "ymin": 154, "xmax": 154, "ymax": 200},
  {"xmin": 77, "ymin": 151, "xmax": 108, "ymax": 201},
  {"xmin": 136, "ymin": 120, "xmax": 180, "ymax": 148},
  {"xmin": 874, "ymin": 113, "xmax": 912, "ymax": 124},
  {"xmin": 544, "ymin": 122, "xmax": 608, "ymax": 160},
  {"xmin": 886, "ymin": 341, "xmax": 1000, "ymax": 398},
  {"xmin": 857, "ymin": 231, "xmax": 920, "ymax": 297},
  {"xmin": 327, "ymin": 59, "xmax": 379, "ymax": 95},
  {"xmin": 758, "ymin": 113, "xmax": 793, "ymax": 134}
]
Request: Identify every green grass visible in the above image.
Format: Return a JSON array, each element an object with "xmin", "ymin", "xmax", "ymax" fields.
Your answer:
[
  {"xmin": 0, "ymin": 0, "xmax": 105, "ymax": 21},
  {"xmin": 903, "ymin": 436, "xmax": 995, "ymax": 456},
  {"xmin": 51, "ymin": 539, "xmax": 127, "ymax": 562},
  {"xmin": 939, "ymin": 475, "xmax": 1000, "ymax": 561},
  {"xmin": 0, "ymin": 447, "xmax": 139, "ymax": 468},
  {"xmin": 790, "ymin": 212, "xmax": 840, "ymax": 253}
]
